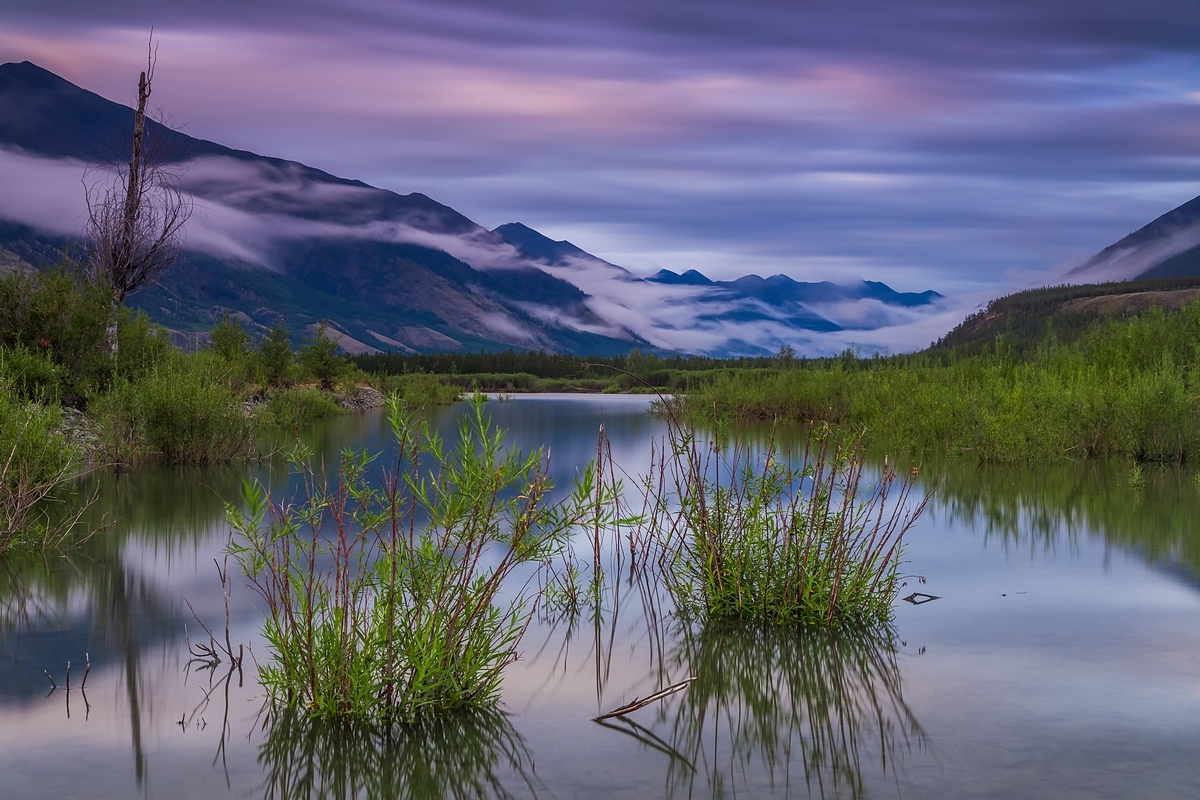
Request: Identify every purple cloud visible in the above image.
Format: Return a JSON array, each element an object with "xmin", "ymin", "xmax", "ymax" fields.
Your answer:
[{"xmin": 2, "ymin": 0, "xmax": 1200, "ymax": 325}]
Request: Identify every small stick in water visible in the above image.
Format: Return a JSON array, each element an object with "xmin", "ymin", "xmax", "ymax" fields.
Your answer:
[
  {"xmin": 65, "ymin": 660, "xmax": 71, "ymax": 692},
  {"xmin": 43, "ymin": 670, "xmax": 57, "ymax": 689},
  {"xmin": 593, "ymin": 677, "xmax": 696, "ymax": 721},
  {"xmin": 81, "ymin": 653, "xmax": 92, "ymax": 690}
]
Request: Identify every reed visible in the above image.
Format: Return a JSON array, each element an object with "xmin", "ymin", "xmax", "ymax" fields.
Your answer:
[
  {"xmin": 228, "ymin": 393, "xmax": 610, "ymax": 722},
  {"xmin": 636, "ymin": 418, "xmax": 928, "ymax": 626}
]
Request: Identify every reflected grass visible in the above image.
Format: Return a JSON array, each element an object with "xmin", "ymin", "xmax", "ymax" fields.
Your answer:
[
  {"xmin": 610, "ymin": 620, "xmax": 925, "ymax": 799},
  {"xmin": 257, "ymin": 706, "xmax": 540, "ymax": 800}
]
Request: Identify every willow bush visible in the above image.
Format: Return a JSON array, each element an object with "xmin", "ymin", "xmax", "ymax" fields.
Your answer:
[
  {"xmin": 228, "ymin": 394, "xmax": 612, "ymax": 723},
  {"xmin": 0, "ymin": 392, "xmax": 81, "ymax": 554}
]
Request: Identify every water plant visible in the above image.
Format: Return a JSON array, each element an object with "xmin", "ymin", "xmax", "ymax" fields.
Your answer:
[
  {"xmin": 1128, "ymin": 462, "xmax": 1146, "ymax": 489},
  {"xmin": 636, "ymin": 420, "xmax": 928, "ymax": 626},
  {"xmin": 228, "ymin": 393, "xmax": 612, "ymax": 723}
]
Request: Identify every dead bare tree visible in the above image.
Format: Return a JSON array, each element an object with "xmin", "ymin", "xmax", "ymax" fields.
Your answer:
[{"xmin": 84, "ymin": 37, "xmax": 191, "ymax": 350}]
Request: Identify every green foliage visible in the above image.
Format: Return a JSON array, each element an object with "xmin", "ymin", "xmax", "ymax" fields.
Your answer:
[
  {"xmin": 259, "ymin": 320, "xmax": 295, "ymax": 388},
  {"xmin": 209, "ymin": 313, "xmax": 250, "ymax": 362},
  {"xmin": 0, "ymin": 344, "xmax": 62, "ymax": 403},
  {"xmin": 933, "ymin": 274, "xmax": 1200, "ymax": 356},
  {"xmin": 388, "ymin": 372, "xmax": 461, "ymax": 409},
  {"xmin": 228, "ymin": 395, "xmax": 606, "ymax": 723},
  {"xmin": 114, "ymin": 308, "xmax": 172, "ymax": 380},
  {"xmin": 90, "ymin": 352, "xmax": 255, "ymax": 466},
  {"xmin": 639, "ymin": 423, "xmax": 926, "ymax": 625},
  {"xmin": 683, "ymin": 301, "xmax": 1200, "ymax": 464},
  {"xmin": 257, "ymin": 387, "xmax": 343, "ymax": 430},
  {"xmin": 298, "ymin": 321, "xmax": 347, "ymax": 390},
  {"xmin": 0, "ymin": 392, "xmax": 81, "ymax": 553},
  {"xmin": 0, "ymin": 267, "xmax": 112, "ymax": 403}
]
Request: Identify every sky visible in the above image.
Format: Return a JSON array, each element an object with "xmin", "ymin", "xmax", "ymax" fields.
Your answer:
[{"xmin": 3, "ymin": 0, "xmax": 1200, "ymax": 301}]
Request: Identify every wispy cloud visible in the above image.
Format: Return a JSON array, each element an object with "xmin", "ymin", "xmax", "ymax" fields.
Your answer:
[{"xmin": 4, "ymin": 0, "xmax": 1200, "ymax": 303}]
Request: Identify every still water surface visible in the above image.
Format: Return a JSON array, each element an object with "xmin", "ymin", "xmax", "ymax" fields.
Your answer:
[{"xmin": 3, "ymin": 394, "xmax": 1200, "ymax": 799}]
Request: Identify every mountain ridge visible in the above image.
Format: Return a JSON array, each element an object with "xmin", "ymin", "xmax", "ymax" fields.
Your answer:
[{"xmin": 0, "ymin": 60, "xmax": 944, "ymax": 356}]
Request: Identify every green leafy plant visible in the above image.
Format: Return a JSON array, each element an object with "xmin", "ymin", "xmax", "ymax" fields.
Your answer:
[
  {"xmin": 258, "ymin": 320, "xmax": 295, "ymax": 388},
  {"xmin": 298, "ymin": 320, "xmax": 346, "ymax": 390},
  {"xmin": 0, "ymin": 392, "xmax": 84, "ymax": 554},
  {"xmin": 637, "ymin": 419, "xmax": 929, "ymax": 625},
  {"xmin": 228, "ymin": 394, "xmax": 611, "ymax": 722},
  {"xmin": 91, "ymin": 353, "xmax": 255, "ymax": 466}
]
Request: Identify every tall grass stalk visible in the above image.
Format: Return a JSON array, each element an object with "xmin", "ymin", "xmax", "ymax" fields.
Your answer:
[
  {"xmin": 636, "ymin": 417, "xmax": 929, "ymax": 626},
  {"xmin": 228, "ymin": 394, "xmax": 611, "ymax": 723}
]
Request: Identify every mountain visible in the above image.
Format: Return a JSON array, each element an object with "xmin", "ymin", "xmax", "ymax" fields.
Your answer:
[
  {"xmin": 933, "ymin": 275, "xmax": 1200, "ymax": 356},
  {"xmin": 0, "ymin": 60, "xmax": 944, "ymax": 356},
  {"xmin": 1067, "ymin": 195, "xmax": 1200, "ymax": 283}
]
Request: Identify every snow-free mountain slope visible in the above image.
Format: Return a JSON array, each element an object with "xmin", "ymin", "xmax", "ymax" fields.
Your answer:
[{"xmin": 0, "ymin": 60, "xmax": 944, "ymax": 356}]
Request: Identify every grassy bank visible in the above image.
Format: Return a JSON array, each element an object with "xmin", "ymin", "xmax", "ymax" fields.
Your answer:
[
  {"xmin": 0, "ymin": 268, "xmax": 450, "ymax": 549},
  {"xmin": 682, "ymin": 302, "xmax": 1200, "ymax": 464}
]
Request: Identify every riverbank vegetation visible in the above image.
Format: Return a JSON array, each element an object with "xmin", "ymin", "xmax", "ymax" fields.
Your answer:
[
  {"xmin": 682, "ymin": 300, "xmax": 1200, "ymax": 463},
  {"xmin": 0, "ymin": 267, "xmax": 447, "ymax": 550}
]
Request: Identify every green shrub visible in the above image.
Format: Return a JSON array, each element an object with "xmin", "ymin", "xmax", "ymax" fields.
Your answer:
[
  {"xmin": 390, "ymin": 371, "xmax": 461, "ymax": 409},
  {"xmin": 210, "ymin": 313, "xmax": 251, "ymax": 362},
  {"xmin": 0, "ymin": 267, "xmax": 112, "ymax": 403},
  {"xmin": 259, "ymin": 321, "xmax": 295, "ymax": 388},
  {"xmin": 298, "ymin": 321, "xmax": 347, "ymax": 390},
  {"xmin": 639, "ymin": 423, "xmax": 928, "ymax": 625},
  {"xmin": 258, "ymin": 387, "xmax": 344, "ymax": 430},
  {"xmin": 91, "ymin": 353, "xmax": 255, "ymax": 465},
  {"xmin": 115, "ymin": 308, "xmax": 172, "ymax": 380},
  {"xmin": 0, "ymin": 391, "xmax": 80, "ymax": 553},
  {"xmin": 228, "ymin": 395, "xmax": 607, "ymax": 723},
  {"xmin": 0, "ymin": 345, "xmax": 62, "ymax": 403}
]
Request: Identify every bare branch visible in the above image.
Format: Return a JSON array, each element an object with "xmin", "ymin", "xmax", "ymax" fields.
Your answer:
[{"xmin": 84, "ymin": 32, "xmax": 190, "ymax": 306}]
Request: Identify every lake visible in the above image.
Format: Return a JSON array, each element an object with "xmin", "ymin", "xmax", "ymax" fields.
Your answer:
[{"xmin": 3, "ymin": 393, "xmax": 1200, "ymax": 799}]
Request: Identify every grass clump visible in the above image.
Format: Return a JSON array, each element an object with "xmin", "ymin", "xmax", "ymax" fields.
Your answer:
[
  {"xmin": 257, "ymin": 387, "xmax": 344, "ymax": 431},
  {"xmin": 387, "ymin": 371, "xmax": 461, "ymax": 410},
  {"xmin": 91, "ymin": 352, "xmax": 255, "ymax": 466},
  {"xmin": 0, "ymin": 392, "xmax": 83, "ymax": 554},
  {"xmin": 638, "ymin": 420, "xmax": 928, "ymax": 625},
  {"xmin": 228, "ymin": 394, "xmax": 607, "ymax": 723}
]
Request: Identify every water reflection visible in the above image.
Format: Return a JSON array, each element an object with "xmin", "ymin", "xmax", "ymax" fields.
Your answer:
[
  {"xmin": 257, "ymin": 708, "xmax": 541, "ymax": 799},
  {"xmin": 600, "ymin": 620, "xmax": 925, "ymax": 799},
  {"xmin": 0, "ymin": 465, "xmax": 243, "ymax": 790},
  {"xmin": 932, "ymin": 460, "xmax": 1200, "ymax": 575}
]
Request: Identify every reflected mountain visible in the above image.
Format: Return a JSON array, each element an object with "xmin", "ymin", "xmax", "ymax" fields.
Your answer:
[
  {"xmin": 600, "ymin": 621, "xmax": 925, "ymax": 799},
  {"xmin": 257, "ymin": 707, "xmax": 541, "ymax": 799}
]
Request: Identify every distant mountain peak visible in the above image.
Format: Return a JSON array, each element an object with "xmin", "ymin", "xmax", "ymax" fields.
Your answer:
[
  {"xmin": 0, "ymin": 62, "xmax": 947, "ymax": 357},
  {"xmin": 648, "ymin": 268, "xmax": 713, "ymax": 286}
]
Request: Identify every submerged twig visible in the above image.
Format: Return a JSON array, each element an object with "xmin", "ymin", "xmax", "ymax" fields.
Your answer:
[{"xmin": 593, "ymin": 676, "xmax": 696, "ymax": 721}]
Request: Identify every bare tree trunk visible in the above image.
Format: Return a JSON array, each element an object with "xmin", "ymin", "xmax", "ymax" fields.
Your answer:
[{"xmin": 85, "ymin": 37, "xmax": 190, "ymax": 359}]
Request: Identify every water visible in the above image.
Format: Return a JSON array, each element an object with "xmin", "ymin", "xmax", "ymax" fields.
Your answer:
[{"xmin": 3, "ymin": 394, "xmax": 1200, "ymax": 798}]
